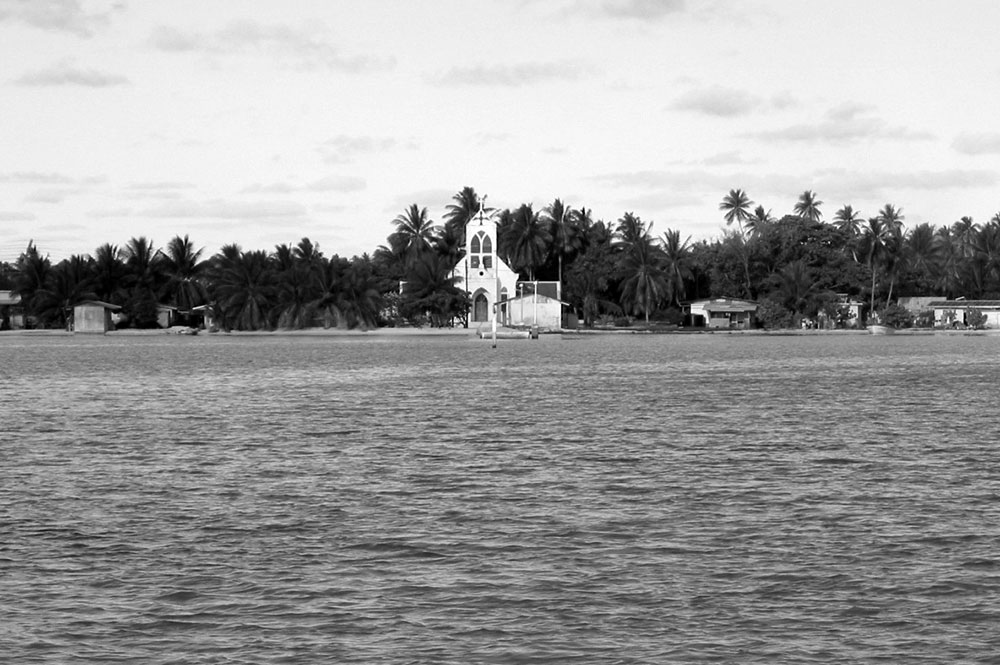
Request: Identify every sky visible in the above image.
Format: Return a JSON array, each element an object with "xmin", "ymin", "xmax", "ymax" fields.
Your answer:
[{"xmin": 3, "ymin": 0, "xmax": 1000, "ymax": 264}]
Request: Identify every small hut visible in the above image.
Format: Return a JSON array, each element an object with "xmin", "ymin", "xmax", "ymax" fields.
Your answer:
[{"xmin": 73, "ymin": 300, "xmax": 121, "ymax": 333}]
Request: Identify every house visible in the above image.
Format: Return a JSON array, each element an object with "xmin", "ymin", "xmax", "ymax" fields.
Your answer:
[
  {"xmin": 0, "ymin": 290, "xmax": 23, "ymax": 330},
  {"xmin": 451, "ymin": 204, "xmax": 519, "ymax": 326},
  {"xmin": 499, "ymin": 282, "xmax": 565, "ymax": 331},
  {"xmin": 73, "ymin": 300, "xmax": 121, "ymax": 333},
  {"xmin": 686, "ymin": 298, "xmax": 757, "ymax": 329},
  {"xmin": 928, "ymin": 299, "xmax": 1000, "ymax": 328}
]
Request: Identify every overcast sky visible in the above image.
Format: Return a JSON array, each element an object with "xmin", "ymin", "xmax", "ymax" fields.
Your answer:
[{"xmin": 3, "ymin": 0, "xmax": 1000, "ymax": 262}]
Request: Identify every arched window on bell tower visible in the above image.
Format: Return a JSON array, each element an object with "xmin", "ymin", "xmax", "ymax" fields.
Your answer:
[{"xmin": 470, "ymin": 230, "xmax": 492, "ymax": 270}]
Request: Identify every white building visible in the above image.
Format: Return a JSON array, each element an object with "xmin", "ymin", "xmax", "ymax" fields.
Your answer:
[
  {"xmin": 929, "ymin": 299, "xmax": 1000, "ymax": 328},
  {"xmin": 451, "ymin": 205, "xmax": 518, "ymax": 327},
  {"xmin": 687, "ymin": 298, "xmax": 757, "ymax": 329}
]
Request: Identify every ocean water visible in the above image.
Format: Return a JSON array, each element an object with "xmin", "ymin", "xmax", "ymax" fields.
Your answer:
[{"xmin": 2, "ymin": 331, "xmax": 1000, "ymax": 663}]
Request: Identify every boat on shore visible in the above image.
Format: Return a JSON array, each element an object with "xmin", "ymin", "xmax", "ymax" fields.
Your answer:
[{"xmin": 868, "ymin": 324, "xmax": 894, "ymax": 335}]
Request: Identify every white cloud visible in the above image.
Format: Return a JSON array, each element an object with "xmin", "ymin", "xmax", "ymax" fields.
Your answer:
[
  {"xmin": 435, "ymin": 61, "xmax": 594, "ymax": 87},
  {"xmin": 318, "ymin": 135, "xmax": 400, "ymax": 164},
  {"xmin": 139, "ymin": 199, "xmax": 308, "ymax": 220},
  {"xmin": 13, "ymin": 58, "xmax": 129, "ymax": 86},
  {"xmin": 0, "ymin": 0, "xmax": 119, "ymax": 37},
  {"xmin": 753, "ymin": 103, "xmax": 934, "ymax": 143},
  {"xmin": 148, "ymin": 20, "xmax": 394, "ymax": 73},
  {"xmin": 0, "ymin": 210, "xmax": 36, "ymax": 221},
  {"xmin": 952, "ymin": 132, "xmax": 1000, "ymax": 155},
  {"xmin": 670, "ymin": 85, "xmax": 761, "ymax": 117},
  {"xmin": 568, "ymin": 0, "xmax": 687, "ymax": 20}
]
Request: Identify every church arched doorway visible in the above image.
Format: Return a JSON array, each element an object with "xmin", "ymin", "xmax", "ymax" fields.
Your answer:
[{"xmin": 473, "ymin": 292, "xmax": 489, "ymax": 322}]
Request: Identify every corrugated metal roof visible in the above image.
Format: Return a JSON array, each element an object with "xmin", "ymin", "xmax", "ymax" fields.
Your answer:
[{"xmin": 928, "ymin": 300, "xmax": 1000, "ymax": 308}]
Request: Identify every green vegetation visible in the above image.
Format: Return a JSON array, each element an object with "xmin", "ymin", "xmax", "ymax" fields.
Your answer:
[{"xmin": 5, "ymin": 187, "xmax": 1000, "ymax": 331}]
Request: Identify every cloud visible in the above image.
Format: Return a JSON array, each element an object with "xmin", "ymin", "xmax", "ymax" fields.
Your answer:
[
  {"xmin": 435, "ymin": 61, "xmax": 594, "ymax": 87},
  {"xmin": 148, "ymin": 20, "xmax": 394, "ymax": 73},
  {"xmin": 241, "ymin": 176, "xmax": 366, "ymax": 194},
  {"xmin": 0, "ymin": 210, "xmax": 36, "ymax": 221},
  {"xmin": 14, "ymin": 59, "xmax": 129, "ymax": 87},
  {"xmin": 0, "ymin": 0, "xmax": 119, "ymax": 37},
  {"xmin": 952, "ymin": 132, "xmax": 1000, "ymax": 155},
  {"xmin": 671, "ymin": 85, "xmax": 761, "ymax": 117},
  {"xmin": 305, "ymin": 176, "xmax": 366, "ymax": 192},
  {"xmin": 590, "ymin": 167, "xmax": 996, "ymax": 204},
  {"xmin": 24, "ymin": 188, "xmax": 80, "ymax": 203},
  {"xmin": 752, "ymin": 103, "xmax": 934, "ymax": 143},
  {"xmin": 318, "ymin": 135, "xmax": 400, "ymax": 164},
  {"xmin": 0, "ymin": 171, "xmax": 75, "ymax": 184},
  {"xmin": 123, "ymin": 181, "xmax": 195, "ymax": 200},
  {"xmin": 139, "ymin": 199, "xmax": 308, "ymax": 220},
  {"xmin": 568, "ymin": 0, "xmax": 687, "ymax": 20}
]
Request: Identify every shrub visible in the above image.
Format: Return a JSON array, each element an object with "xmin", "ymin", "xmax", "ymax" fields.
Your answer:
[
  {"xmin": 881, "ymin": 303, "xmax": 912, "ymax": 329},
  {"xmin": 756, "ymin": 297, "xmax": 794, "ymax": 330}
]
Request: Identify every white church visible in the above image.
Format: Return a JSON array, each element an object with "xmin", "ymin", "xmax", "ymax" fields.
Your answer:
[{"xmin": 451, "ymin": 204, "xmax": 565, "ymax": 331}]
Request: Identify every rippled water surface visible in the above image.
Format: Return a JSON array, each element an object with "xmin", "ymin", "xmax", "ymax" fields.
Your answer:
[{"xmin": 3, "ymin": 332, "xmax": 1000, "ymax": 663}]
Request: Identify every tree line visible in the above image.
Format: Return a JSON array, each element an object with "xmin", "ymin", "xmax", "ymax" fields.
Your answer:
[{"xmin": 3, "ymin": 186, "xmax": 1000, "ymax": 331}]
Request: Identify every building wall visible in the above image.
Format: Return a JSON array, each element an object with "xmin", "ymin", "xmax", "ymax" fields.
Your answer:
[
  {"xmin": 504, "ymin": 294, "xmax": 562, "ymax": 330},
  {"xmin": 74, "ymin": 305, "xmax": 111, "ymax": 333}
]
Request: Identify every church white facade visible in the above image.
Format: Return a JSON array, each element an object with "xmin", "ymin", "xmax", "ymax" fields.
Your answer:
[{"xmin": 451, "ymin": 207, "xmax": 518, "ymax": 326}]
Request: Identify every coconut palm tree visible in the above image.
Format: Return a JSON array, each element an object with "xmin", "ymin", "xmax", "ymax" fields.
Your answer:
[
  {"xmin": 794, "ymin": 190, "xmax": 823, "ymax": 222},
  {"xmin": 777, "ymin": 260, "xmax": 818, "ymax": 321},
  {"xmin": 399, "ymin": 252, "xmax": 468, "ymax": 327},
  {"xmin": 932, "ymin": 226, "xmax": 962, "ymax": 298},
  {"xmin": 92, "ymin": 243, "xmax": 127, "ymax": 305},
  {"xmin": 833, "ymin": 205, "xmax": 862, "ymax": 237},
  {"xmin": 719, "ymin": 189, "xmax": 754, "ymax": 234},
  {"xmin": 661, "ymin": 228, "xmax": 693, "ymax": 308},
  {"xmin": 390, "ymin": 204, "xmax": 438, "ymax": 264},
  {"xmin": 33, "ymin": 255, "xmax": 96, "ymax": 329},
  {"xmin": 619, "ymin": 236, "xmax": 667, "ymax": 324},
  {"xmin": 442, "ymin": 186, "xmax": 487, "ymax": 246},
  {"xmin": 952, "ymin": 215, "xmax": 979, "ymax": 259},
  {"xmin": 877, "ymin": 204, "xmax": 905, "ymax": 237},
  {"xmin": 615, "ymin": 211, "xmax": 650, "ymax": 248},
  {"xmin": 122, "ymin": 236, "xmax": 166, "ymax": 328},
  {"xmin": 12, "ymin": 241, "xmax": 52, "ymax": 322},
  {"xmin": 161, "ymin": 235, "xmax": 207, "ymax": 314},
  {"xmin": 544, "ymin": 198, "xmax": 583, "ymax": 287},
  {"xmin": 501, "ymin": 204, "xmax": 551, "ymax": 281},
  {"xmin": 746, "ymin": 205, "xmax": 774, "ymax": 237},
  {"xmin": 212, "ymin": 249, "xmax": 277, "ymax": 330}
]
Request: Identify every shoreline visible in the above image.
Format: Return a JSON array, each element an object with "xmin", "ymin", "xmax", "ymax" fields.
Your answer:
[{"xmin": 3, "ymin": 326, "xmax": 1000, "ymax": 338}]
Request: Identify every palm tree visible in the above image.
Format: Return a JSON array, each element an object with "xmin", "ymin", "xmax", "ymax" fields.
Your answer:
[
  {"xmin": 501, "ymin": 204, "xmax": 551, "ymax": 280},
  {"xmin": 904, "ymin": 223, "xmax": 939, "ymax": 293},
  {"xmin": 544, "ymin": 199, "xmax": 583, "ymax": 288},
  {"xmin": 777, "ymin": 260, "xmax": 817, "ymax": 320},
  {"xmin": 660, "ymin": 228, "xmax": 693, "ymax": 308},
  {"xmin": 212, "ymin": 249, "xmax": 277, "ymax": 330},
  {"xmin": 952, "ymin": 215, "xmax": 979, "ymax": 258},
  {"xmin": 794, "ymin": 190, "xmax": 823, "ymax": 222},
  {"xmin": 877, "ymin": 204, "xmax": 905, "ymax": 237},
  {"xmin": 619, "ymin": 237, "xmax": 667, "ymax": 324},
  {"xmin": 833, "ymin": 205, "xmax": 862, "ymax": 237},
  {"xmin": 442, "ymin": 186, "xmax": 487, "ymax": 246},
  {"xmin": 390, "ymin": 204, "xmax": 438, "ymax": 264},
  {"xmin": 12, "ymin": 241, "xmax": 52, "ymax": 323},
  {"xmin": 615, "ymin": 211, "xmax": 650, "ymax": 247},
  {"xmin": 719, "ymin": 189, "xmax": 754, "ymax": 234},
  {"xmin": 33, "ymin": 255, "xmax": 96, "ymax": 329},
  {"xmin": 719, "ymin": 190, "xmax": 754, "ymax": 295},
  {"xmin": 122, "ymin": 236, "xmax": 166, "ymax": 328},
  {"xmin": 161, "ymin": 235, "xmax": 207, "ymax": 314},
  {"xmin": 746, "ymin": 205, "xmax": 774, "ymax": 237},
  {"xmin": 92, "ymin": 243, "xmax": 127, "ymax": 305},
  {"xmin": 859, "ymin": 217, "xmax": 886, "ymax": 321},
  {"xmin": 932, "ymin": 226, "xmax": 962, "ymax": 298},
  {"xmin": 399, "ymin": 252, "xmax": 468, "ymax": 327}
]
